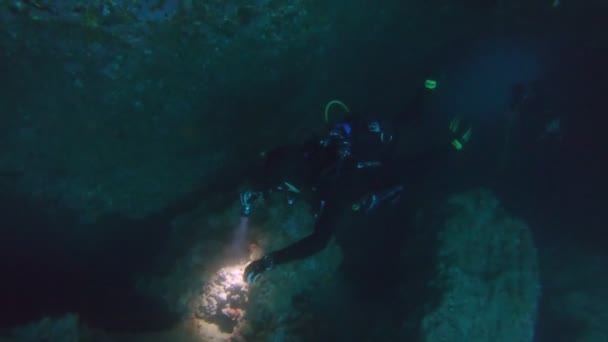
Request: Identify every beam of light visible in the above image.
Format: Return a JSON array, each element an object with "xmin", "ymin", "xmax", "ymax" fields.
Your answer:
[{"xmin": 228, "ymin": 217, "xmax": 249, "ymax": 259}]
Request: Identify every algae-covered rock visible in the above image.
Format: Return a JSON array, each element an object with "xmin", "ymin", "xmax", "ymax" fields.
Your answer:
[{"xmin": 421, "ymin": 189, "xmax": 540, "ymax": 342}]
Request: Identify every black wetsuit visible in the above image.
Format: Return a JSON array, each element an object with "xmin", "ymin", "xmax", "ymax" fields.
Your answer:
[
  {"xmin": 249, "ymin": 117, "xmax": 400, "ymax": 267},
  {"xmin": 244, "ymin": 82, "xmax": 465, "ymax": 273}
]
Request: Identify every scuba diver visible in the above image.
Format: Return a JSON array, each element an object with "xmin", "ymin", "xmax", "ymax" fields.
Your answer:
[{"xmin": 241, "ymin": 99, "xmax": 472, "ymax": 284}]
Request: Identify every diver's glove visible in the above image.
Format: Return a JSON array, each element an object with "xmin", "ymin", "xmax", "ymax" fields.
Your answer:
[{"xmin": 243, "ymin": 255, "xmax": 274, "ymax": 284}]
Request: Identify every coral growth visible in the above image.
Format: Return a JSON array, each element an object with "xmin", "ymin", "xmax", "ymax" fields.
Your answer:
[{"xmin": 195, "ymin": 264, "xmax": 249, "ymax": 333}]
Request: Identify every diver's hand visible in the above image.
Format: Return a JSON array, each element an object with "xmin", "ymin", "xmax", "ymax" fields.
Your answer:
[{"xmin": 243, "ymin": 255, "xmax": 274, "ymax": 284}]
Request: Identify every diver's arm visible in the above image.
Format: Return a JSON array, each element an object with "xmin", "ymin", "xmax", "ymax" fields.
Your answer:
[
  {"xmin": 268, "ymin": 204, "xmax": 335, "ymax": 265},
  {"xmin": 239, "ymin": 144, "xmax": 304, "ymax": 216},
  {"xmin": 240, "ymin": 138, "xmax": 325, "ymax": 216},
  {"xmin": 243, "ymin": 202, "xmax": 336, "ymax": 283}
]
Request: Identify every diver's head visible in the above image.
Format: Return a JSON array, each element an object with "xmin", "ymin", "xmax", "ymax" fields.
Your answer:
[{"xmin": 321, "ymin": 121, "xmax": 353, "ymax": 159}]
